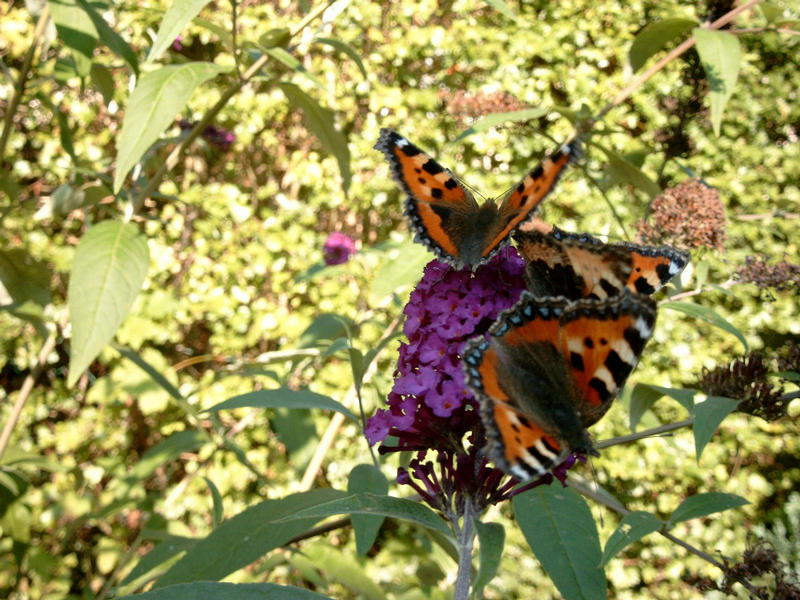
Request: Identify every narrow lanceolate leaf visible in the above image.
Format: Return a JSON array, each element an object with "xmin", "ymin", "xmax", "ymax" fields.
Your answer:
[
  {"xmin": 628, "ymin": 19, "xmax": 698, "ymax": 72},
  {"xmin": 155, "ymin": 489, "xmax": 345, "ymax": 587},
  {"xmin": 473, "ymin": 521, "xmax": 505, "ymax": 597},
  {"xmin": 631, "ymin": 383, "xmax": 697, "ymax": 417},
  {"xmin": 277, "ymin": 492, "xmax": 452, "ymax": 536},
  {"xmin": 601, "ymin": 511, "xmax": 662, "ymax": 566},
  {"xmin": 693, "ymin": 396, "xmax": 739, "ymax": 461},
  {"xmin": 669, "ymin": 492, "xmax": 749, "ymax": 526},
  {"xmin": 314, "ymin": 37, "xmax": 368, "ymax": 79},
  {"xmin": 68, "ymin": 221, "xmax": 149, "ymax": 386},
  {"xmin": 600, "ymin": 147, "xmax": 661, "ymax": 198},
  {"xmin": 348, "ymin": 465, "xmax": 389, "ymax": 555},
  {"xmin": 114, "ymin": 62, "xmax": 232, "ymax": 193},
  {"xmin": 76, "ymin": 0, "xmax": 139, "ymax": 74},
  {"xmin": 49, "ymin": 0, "xmax": 97, "ymax": 76},
  {"xmin": 147, "ymin": 0, "xmax": 213, "ymax": 63},
  {"xmin": 513, "ymin": 485, "xmax": 607, "ymax": 600},
  {"xmin": 278, "ymin": 82, "xmax": 351, "ymax": 193},
  {"xmin": 693, "ymin": 28, "xmax": 742, "ymax": 136},
  {"xmin": 483, "ymin": 0, "xmax": 519, "ymax": 22},
  {"xmin": 118, "ymin": 582, "xmax": 334, "ymax": 600},
  {"xmin": 455, "ymin": 107, "xmax": 549, "ymax": 141},
  {"xmin": 204, "ymin": 389, "xmax": 358, "ymax": 422},
  {"xmin": 662, "ymin": 301, "xmax": 748, "ymax": 353},
  {"xmin": 265, "ymin": 47, "xmax": 324, "ymax": 90}
]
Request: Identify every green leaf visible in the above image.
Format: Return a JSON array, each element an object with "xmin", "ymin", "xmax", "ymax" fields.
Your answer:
[
  {"xmin": 473, "ymin": 521, "xmax": 505, "ymax": 597},
  {"xmin": 278, "ymin": 492, "xmax": 451, "ymax": 536},
  {"xmin": 348, "ymin": 465, "xmax": 389, "ymax": 555},
  {"xmin": 76, "ymin": 0, "xmax": 139, "ymax": 75},
  {"xmin": 298, "ymin": 313, "xmax": 353, "ymax": 348},
  {"xmin": 147, "ymin": 0, "xmax": 213, "ymax": 63},
  {"xmin": 203, "ymin": 477, "xmax": 224, "ymax": 529},
  {"xmin": 631, "ymin": 383, "xmax": 697, "ymax": 417},
  {"xmin": 314, "ymin": 37, "xmax": 367, "ymax": 78},
  {"xmin": 119, "ymin": 582, "xmax": 333, "ymax": 600},
  {"xmin": 0, "ymin": 447, "xmax": 66, "ymax": 472},
  {"xmin": 628, "ymin": 18, "xmax": 698, "ymax": 72},
  {"xmin": 130, "ymin": 430, "xmax": 207, "ymax": 480},
  {"xmin": 205, "ymin": 389, "xmax": 357, "ymax": 422},
  {"xmin": 600, "ymin": 511, "xmax": 662, "ymax": 566},
  {"xmin": 155, "ymin": 489, "xmax": 345, "ymax": 587},
  {"xmin": 113, "ymin": 343, "xmax": 184, "ymax": 402},
  {"xmin": 693, "ymin": 396, "xmax": 739, "ymax": 461},
  {"xmin": 454, "ymin": 107, "xmax": 549, "ymax": 141},
  {"xmin": 301, "ymin": 543, "xmax": 387, "ymax": 600},
  {"xmin": 277, "ymin": 82, "xmax": 351, "ymax": 193},
  {"xmin": 114, "ymin": 62, "xmax": 232, "ymax": 193},
  {"xmin": 599, "ymin": 146, "xmax": 661, "ymax": 198},
  {"xmin": 90, "ymin": 63, "xmax": 115, "ymax": 105},
  {"xmin": 67, "ymin": 221, "xmax": 149, "ymax": 386},
  {"xmin": 513, "ymin": 485, "xmax": 607, "ymax": 600},
  {"xmin": 0, "ymin": 248, "xmax": 53, "ymax": 307},
  {"xmin": 369, "ymin": 241, "xmax": 431, "ymax": 303},
  {"xmin": 758, "ymin": 2, "xmax": 784, "ymax": 22},
  {"xmin": 49, "ymin": 0, "xmax": 96, "ymax": 76},
  {"xmin": 265, "ymin": 47, "xmax": 324, "ymax": 90},
  {"xmin": 119, "ymin": 535, "xmax": 198, "ymax": 590},
  {"xmin": 693, "ymin": 28, "xmax": 742, "ymax": 136},
  {"xmin": 669, "ymin": 492, "xmax": 749, "ymax": 526},
  {"xmin": 662, "ymin": 301, "xmax": 748, "ymax": 352},
  {"xmin": 778, "ymin": 370, "xmax": 800, "ymax": 382},
  {"xmin": 483, "ymin": 0, "xmax": 519, "ymax": 22}
]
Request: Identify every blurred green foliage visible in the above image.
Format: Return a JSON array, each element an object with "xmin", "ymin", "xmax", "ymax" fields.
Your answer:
[{"xmin": 0, "ymin": 0, "xmax": 798, "ymax": 598}]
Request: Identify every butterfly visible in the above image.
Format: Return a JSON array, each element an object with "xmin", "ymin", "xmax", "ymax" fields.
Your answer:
[
  {"xmin": 462, "ymin": 290, "xmax": 657, "ymax": 479},
  {"xmin": 374, "ymin": 128, "xmax": 580, "ymax": 270},
  {"xmin": 514, "ymin": 226, "xmax": 690, "ymax": 300}
]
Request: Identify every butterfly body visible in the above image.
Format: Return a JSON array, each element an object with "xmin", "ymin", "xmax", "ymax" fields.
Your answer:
[
  {"xmin": 515, "ymin": 226, "xmax": 690, "ymax": 300},
  {"xmin": 375, "ymin": 128, "xmax": 579, "ymax": 270},
  {"xmin": 463, "ymin": 291, "xmax": 657, "ymax": 479}
]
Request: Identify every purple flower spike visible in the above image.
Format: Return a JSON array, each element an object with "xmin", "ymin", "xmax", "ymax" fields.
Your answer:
[
  {"xmin": 323, "ymin": 232, "xmax": 357, "ymax": 265},
  {"xmin": 364, "ymin": 247, "xmax": 576, "ymax": 515}
]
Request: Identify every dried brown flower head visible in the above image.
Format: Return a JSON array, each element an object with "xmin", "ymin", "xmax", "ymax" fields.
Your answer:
[
  {"xmin": 440, "ymin": 90, "xmax": 528, "ymax": 127},
  {"xmin": 694, "ymin": 353, "xmax": 790, "ymax": 422},
  {"xmin": 737, "ymin": 255, "xmax": 800, "ymax": 293},
  {"xmin": 687, "ymin": 538, "xmax": 800, "ymax": 599},
  {"xmin": 636, "ymin": 179, "xmax": 727, "ymax": 251}
]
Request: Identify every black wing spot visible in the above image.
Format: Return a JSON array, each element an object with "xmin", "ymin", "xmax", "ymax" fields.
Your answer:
[
  {"xmin": 431, "ymin": 188, "xmax": 443, "ymax": 199},
  {"xmin": 444, "ymin": 178, "xmax": 459, "ymax": 190},
  {"xmin": 423, "ymin": 160, "xmax": 444, "ymax": 175}
]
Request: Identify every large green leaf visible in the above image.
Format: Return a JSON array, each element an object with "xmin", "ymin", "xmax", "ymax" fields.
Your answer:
[
  {"xmin": 119, "ymin": 535, "xmax": 198, "ymax": 591},
  {"xmin": 669, "ymin": 492, "xmax": 749, "ymax": 526},
  {"xmin": 119, "ymin": 582, "xmax": 333, "ymax": 600},
  {"xmin": 204, "ymin": 389, "xmax": 357, "ymax": 422},
  {"xmin": 455, "ymin": 108, "xmax": 549, "ymax": 141},
  {"xmin": 48, "ymin": 0, "xmax": 97, "ymax": 76},
  {"xmin": 693, "ymin": 28, "xmax": 742, "ymax": 136},
  {"xmin": 277, "ymin": 82, "xmax": 351, "ymax": 193},
  {"xmin": 369, "ymin": 241, "xmax": 431, "ymax": 303},
  {"xmin": 348, "ymin": 465, "xmax": 389, "ymax": 555},
  {"xmin": 513, "ymin": 485, "xmax": 606, "ymax": 600},
  {"xmin": 693, "ymin": 396, "xmax": 739, "ymax": 461},
  {"xmin": 277, "ymin": 492, "xmax": 452, "ymax": 536},
  {"xmin": 483, "ymin": 0, "xmax": 519, "ymax": 22},
  {"xmin": 600, "ymin": 511, "xmax": 662, "ymax": 566},
  {"xmin": 301, "ymin": 543, "xmax": 387, "ymax": 600},
  {"xmin": 0, "ymin": 248, "xmax": 52, "ymax": 307},
  {"xmin": 147, "ymin": 0, "xmax": 213, "ymax": 63},
  {"xmin": 265, "ymin": 48, "xmax": 324, "ymax": 90},
  {"xmin": 67, "ymin": 221, "xmax": 149, "ymax": 386},
  {"xmin": 662, "ymin": 301, "xmax": 748, "ymax": 352},
  {"xmin": 628, "ymin": 18, "xmax": 698, "ymax": 72},
  {"xmin": 155, "ymin": 489, "xmax": 345, "ymax": 587},
  {"xmin": 129, "ymin": 430, "xmax": 207, "ymax": 480},
  {"xmin": 473, "ymin": 520, "xmax": 505, "ymax": 597},
  {"xmin": 114, "ymin": 62, "xmax": 232, "ymax": 193}
]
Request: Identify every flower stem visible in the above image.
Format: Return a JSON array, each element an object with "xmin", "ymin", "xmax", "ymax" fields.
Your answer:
[{"xmin": 454, "ymin": 500, "xmax": 476, "ymax": 600}]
